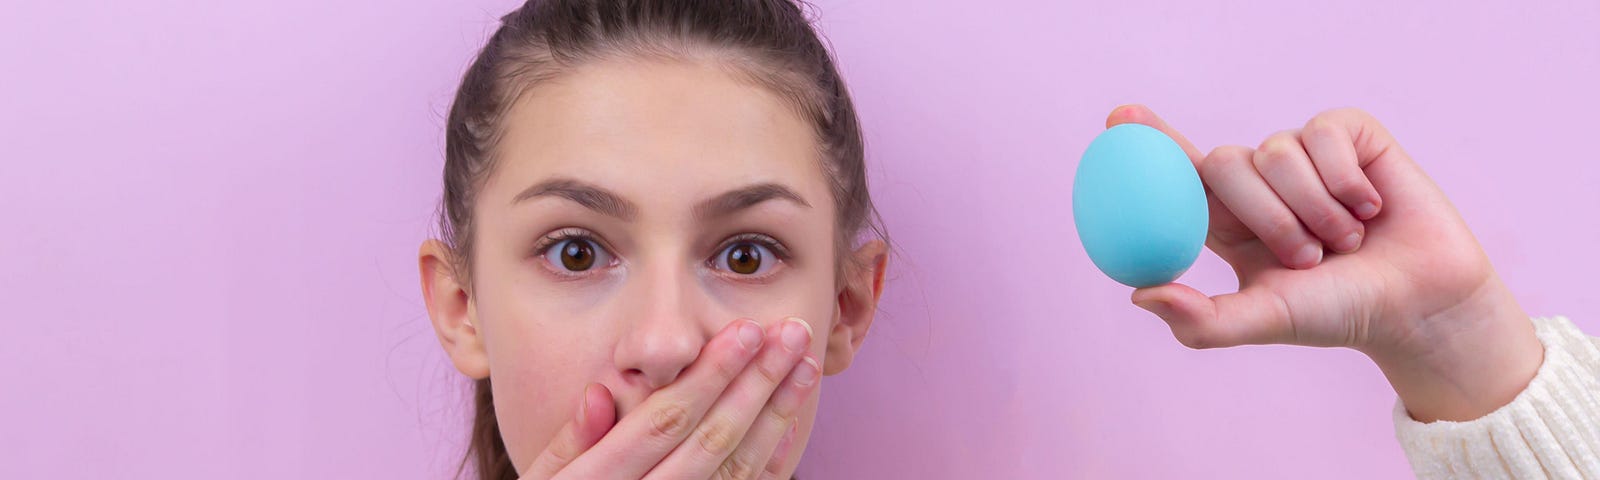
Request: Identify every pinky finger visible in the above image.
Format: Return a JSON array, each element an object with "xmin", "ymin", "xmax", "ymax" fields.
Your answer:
[
  {"xmin": 723, "ymin": 356, "xmax": 819, "ymax": 480},
  {"xmin": 759, "ymin": 421, "xmax": 801, "ymax": 480},
  {"xmin": 1301, "ymin": 115, "xmax": 1383, "ymax": 219},
  {"xmin": 1131, "ymin": 283, "xmax": 1294, "ymax": 349}
]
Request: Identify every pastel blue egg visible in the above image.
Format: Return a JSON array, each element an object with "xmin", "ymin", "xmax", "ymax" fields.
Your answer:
[{"xmin": 1072, "ymin": 123, "xmax": 1208, "ymax": 288}]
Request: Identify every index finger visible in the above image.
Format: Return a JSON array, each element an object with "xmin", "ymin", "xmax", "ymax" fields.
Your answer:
[
  {"xmin": 556, "ymin": 319, "xmax": 766, "ymax": 479},
  {"xmin": 520, "ymin": 383, "xmax": 617, "ymax": 480},
  {"xmin": 1105, "ymin": 104, "xmax": 1206, "ymax": 165}
]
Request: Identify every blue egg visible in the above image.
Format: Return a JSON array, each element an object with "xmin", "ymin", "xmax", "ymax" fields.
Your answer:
[{"xmin": 1072, "ymin": 123, "xmax": 1208, "ymax": 288}]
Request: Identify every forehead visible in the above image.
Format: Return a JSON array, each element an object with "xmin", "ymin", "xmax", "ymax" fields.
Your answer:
[{"xmin": 485, "ymin": 57, "xmax": 828, "ymax": 210}]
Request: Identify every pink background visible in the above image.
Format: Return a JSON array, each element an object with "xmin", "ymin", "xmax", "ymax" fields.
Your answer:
[{"xmin": 3, "ymin": 1, "xmax": 1597, "ymax": 478}]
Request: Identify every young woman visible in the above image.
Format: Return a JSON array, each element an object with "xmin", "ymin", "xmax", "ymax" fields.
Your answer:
[
  {"xmin": 418, "ymin": 1, "xmax": 1598, "ymax": 478},
  {"xmin": 420, "ymin": 2, "xmax": 886, "ymax": 478}
]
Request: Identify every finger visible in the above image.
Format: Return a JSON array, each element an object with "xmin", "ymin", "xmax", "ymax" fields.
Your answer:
[
  {"xmin": 1301, "ymin": 109, "xmax": 1391, "ymax": 219},
  {"xmin": 1105, "ymin": 104, "xmax": 1205, "ymax": 164},
  {"xmin": 560, "ymin": 319, "xmax": 767, "ymax": 479},
  {"xmin": 521, "ymin": 383, "xmax": 617, "ymax": 480},
  {"xmin": 758, "ymin": 418, "xmax": 801, "ymax": 480},
  {"xmin": 1198, "ymin": 191, "xmax": 1267, "ymax": 268},
  {"xmin": 1131, "ymin": 283, "xmax": 1295, "ymax": 348},
  {"xmin": 646, "ymin": 318, "xmax": 814, "ymax": 479},
  {"xmin": 1198, "ymin": 145, "xmax": 1325, "ymax": 269},
  {"xmin": 717, "ymin": 354, "xmax": 820, "ymax": 480},
  {"xmin": 1196, "ymin": 146, "xmax": 1259, "ymax": 250},
  {"xmin": 1255, "ymin": 130, "xmax": 1366, "ymax": 253}
]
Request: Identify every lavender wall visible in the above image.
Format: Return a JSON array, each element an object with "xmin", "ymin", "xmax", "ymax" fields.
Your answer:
[{"xmin": 3, "ymin": 1, "xmax": 1596, "ymax": 478}]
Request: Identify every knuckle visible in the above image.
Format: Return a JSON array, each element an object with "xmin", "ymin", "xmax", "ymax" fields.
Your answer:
[
  {"xmin": 1201, "ymin": 146, "xmax": 1251, "ymax": 178},
  {"xmin": 649, "ymin": 403, "xmax": 692, "ymax": 440},
  {"xmin": 754, "ymin": 358, "xmax": 789, "ymax": 386},
  {"xmin": 1315, "ymin": 107, "xmax": 1374, "ymax": 128},
  {"xmin": 1326, "ymin": 106, "xmax": 1370, "ymax": 119},
  {"xmin": 711, "ymin": 351, "xmax": 746, "ymax": 381},
  {"xmin": 765, "ymin": 453, "xmax": 787, "ymax": 476},
  {"xmin": 715, "ymin": 453, "xmax": 761, "ymax": 480},
  {"xmin": 1262, "ymin": 214, "xmax": 1303, "ymax": 242},
  {"xmin": 763, "ymin": 406, "xmax": 797, "ymax": 431},
  {"xmin": 1304, "ymin": 207, "xmax": 1347, "ymax": 234},
  {"xmin": 1323, "ymin": 175, "xmax": 1368, "ymax": 199},
  {"xmin": 1254, "ymin": 141, "xmax": 1300, "ymax": 172},
  {"xmin": 1206, "ymin": 145, "xmax": 1252, "ymax": 163},
  {"xmin": 539, "ymin": 439, "xmax": 579, "ymax": 468},
  {"xmin": 1256, "ymin": 131, "xmax": 1300, "ymax": 153},
  {"xmin": 695, "ymin": 417, "xmax": 740, "ymax": 457},
  {"xmin": 1302, "ymin": 116, "xmax": 1340, "ymax": 140}
]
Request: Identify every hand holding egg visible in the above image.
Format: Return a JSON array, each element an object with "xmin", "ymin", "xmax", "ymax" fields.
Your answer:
[{"xmin": 1083, "ymin": 105, "xmax": 1542, "ymax": 423}]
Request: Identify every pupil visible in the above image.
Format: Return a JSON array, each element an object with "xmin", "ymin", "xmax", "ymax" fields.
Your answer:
[
  {"xmin": 728, "ymin": 245, "xmax": 760, "ymax": 274},
  {"xmin": 561, "ymin": 241, "xmax": 595, "ymax": 271}
]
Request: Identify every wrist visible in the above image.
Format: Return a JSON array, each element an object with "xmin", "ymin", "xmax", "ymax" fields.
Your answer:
[{"xmin": 1361, "ymin": 278, "xmax": 1543, "ymax": 423}]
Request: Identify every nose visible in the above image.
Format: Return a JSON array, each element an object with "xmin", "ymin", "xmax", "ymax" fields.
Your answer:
[{"xmin": 612, "ymin": 260, "xmax": 713, "ymax": 390}]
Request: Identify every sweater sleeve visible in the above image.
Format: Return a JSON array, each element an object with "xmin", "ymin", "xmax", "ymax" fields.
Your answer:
[{"xmin": 1394, "ymin": 316, "xmax": 1600, "ymax": 479}]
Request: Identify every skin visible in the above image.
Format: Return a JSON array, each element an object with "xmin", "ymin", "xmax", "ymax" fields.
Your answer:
[
  {"xmin": 419, "ymin": 56, "xmax": 888, "ymax": 480},
  {"xmin": 1113, "ymin": 105, "xmax": 1544, "ymax": 423}
]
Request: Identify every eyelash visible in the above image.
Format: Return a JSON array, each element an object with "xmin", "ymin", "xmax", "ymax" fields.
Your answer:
[
  {"xmin": 709, "ymin": 233, "xmax": 791, "ymax": 280},
  {"xmin": 530, "ymin": 229, "xmax": 792, "ymax": 281},
  {"xmin": 532, "ymin": 228, "xmax": 618, "ymax": 279},
  {"xmin": 714, "ymin": 233, "xmax": 791, "ymax": 260}
]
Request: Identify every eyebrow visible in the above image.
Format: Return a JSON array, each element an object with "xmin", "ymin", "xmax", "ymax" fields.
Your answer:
[
  {"xmin": 513, "ymin": 178, "xmax": 812, "ymax": 221},
  {"xmin": 512, "ymin": 178, "xmax": 639, "ymax": 220},
  {"xmin": 693, "ymin": 182, "xmax": 812, "ymax": 220}
]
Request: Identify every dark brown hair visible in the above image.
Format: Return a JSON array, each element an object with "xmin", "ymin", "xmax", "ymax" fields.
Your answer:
[{"xmin": 436, "ymin": 1, "xmax": 880, "ymax": 478}]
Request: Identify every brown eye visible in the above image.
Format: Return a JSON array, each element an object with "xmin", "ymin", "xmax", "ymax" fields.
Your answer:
[
  {"xmin": 716, "ymin": 240, "xmax": 784, "ymax": 276},
  {"xmin": 722, "ymin": 244, "xmax": 764, "ymax": 275},
  {"xmin": 543, "ymin": 236, "xmax": 611, "ymax": 273},
  {"xmin": 560, "ymin": 240, "xmax": 596, "ymax": 271}
]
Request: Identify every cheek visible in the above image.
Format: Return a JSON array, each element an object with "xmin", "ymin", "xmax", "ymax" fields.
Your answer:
[
  {"xmin": 485, "ymin": 326, "xmax": 612, "ymax": 468},
  {"xmin": 704, "ymin": 267, "xmax": 836, "ymax": 347},
  {"xmin": 474, "ymin": 274, "xmax": 617, "ymax": 467}
]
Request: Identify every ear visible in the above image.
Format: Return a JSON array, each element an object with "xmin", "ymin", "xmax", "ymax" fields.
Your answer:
[
  {"xmin": 823, "ymin": 239, "xmax": 889, "ymax": 375},
  {"xmin": 420, "ymin": 239, "xmax": 489, "ymax": 379}
]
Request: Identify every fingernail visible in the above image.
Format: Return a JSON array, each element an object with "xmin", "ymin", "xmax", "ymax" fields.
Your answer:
[
  {"xmin": 1336, "ymin": 232, "xmax": 1362, "ymax": 253},
  {"xmin": 781, "ymin": 317, "xmax": 811, "ymax": 352},
  {"xmin": 576, "ymin": 384, "xmax": 591, "ymax": 427},
  {"xmin": 1355, "ymin": 202, "xmax": 1379, "ymax": 219},
  {"xmin": 737, "ymin": 320, "xmax": 764, "ymax": 351},
  {"xmin": 1292, "ymin": 243, "xmax": 1323, "ymax": 268},
  {"xmin": 794, "ymin": 357, "xmax": 820, "ymax": 387}
]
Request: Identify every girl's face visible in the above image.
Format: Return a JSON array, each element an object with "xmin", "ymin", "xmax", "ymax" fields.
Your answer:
[{"xmin": 422, "ymin": 57, "xmax": 886, "ymax": 477}]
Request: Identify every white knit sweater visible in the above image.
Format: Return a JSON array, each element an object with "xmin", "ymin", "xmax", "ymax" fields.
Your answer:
[{"xmin": 1395, "ymin": 316, "xmax": 1600, "ymax": 478}]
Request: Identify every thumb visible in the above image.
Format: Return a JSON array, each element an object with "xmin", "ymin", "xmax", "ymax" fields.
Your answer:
[
  {"xmin": 1131, "ymin": 283, "xmax": 1295, "ymax": 349},
  {"xmin": 520, "ymin": 383, "xmax": 616, "ymax": 480}
]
